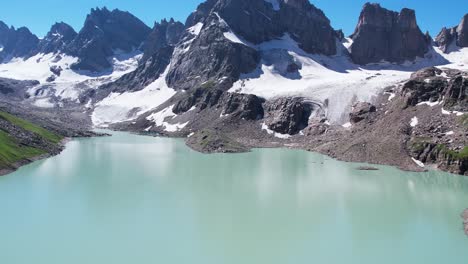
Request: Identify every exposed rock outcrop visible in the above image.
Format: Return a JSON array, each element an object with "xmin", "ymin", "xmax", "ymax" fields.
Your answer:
[
  {"xmin": 0, "ymin": 77, "xmax": 39, "ymax": 99},
  {"xmin": 436, "ymin": 14, "xmax": 468, "ymax": 52},
  {"xmin": 403, "ymin": 67, "xmax": 467, "ymax": 112},
  {"xmin": 264, "ymin": 97, "xmax": 313, "ymax": 135},
  {"xmin": 142, "ymin": 18, "xmax": 184, "ymax": 62},
  {"xmin": 186, "ymin": 128, "xmax": 249, "ymax": 153},
  {"xmin": 94, "ymin": 46, "xmax": 174, "ymax": 96},
  {"xmin": 66, "ymin": 7, "xmax": 151, "ymax": 72},
  {"xmin": 166, "ymin": 0, "xmax": 338, "ymax": 91},
  {"xmin": 350, "ymin": 3, "xmax": 429, "ymax": 64},
  {"xmin": 167, "ymin": 12, "xmax": 260, "ymax": 90},
  {"xmin": 400, "ymin": 68, "xmax": 468, "ymax": 175},
  {"xmin": 38, "ymin": 22, "xmax": 77, "ymax": 54},
  {"xmin": 0, "ymin": 23, "xmax": 39, "ymax": 62},
  {"xmin": 349, "ymin": 102, "xmax": 377, "ymax": 123},
  {"xmin": 171, "ymin": 85, "xmax": 264, "ymax": 121}
]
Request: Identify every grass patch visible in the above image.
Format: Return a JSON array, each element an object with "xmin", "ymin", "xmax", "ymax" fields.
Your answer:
[
  {"xmin": 0, "ymin": 111, "xmax": 62, "ymax": 143},
  {"xmin": 200, "ymin": 80, "xmax": 216, "ymax": 89},
  {"xmin": 0, "ymin": 130, "xmax": 45, "ymax": 168},
  {"xmin": 459, "ymin": 114, "xmax": 468, "ymax": 128},
  {"xmin": 437, "ymin": 144, "xmax": 468, "ymax": 160}
]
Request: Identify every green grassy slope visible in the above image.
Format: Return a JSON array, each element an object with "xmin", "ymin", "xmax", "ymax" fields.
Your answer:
[
  {"xmin": 0, "ymin": 111, "xmax": 62, "ymax": 143},
  {"xmin": 0, "ymin": 111, "xmax": 63, "ymax": 170}
]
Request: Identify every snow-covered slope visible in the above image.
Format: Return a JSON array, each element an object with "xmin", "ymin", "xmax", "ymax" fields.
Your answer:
[
  {"xmin": 90, "ymin": 15, "xmax": 468, "ymax": 129},
  {"xmin": 91, "ymin": 66, "xmax": 176, "ymax": 127},
  {"xmin": 0, "ymin": 51, "xmax": 141, "ymax": 107},
  {"xmin": 226, "ymin": 34, "xmax": 466, "ymax": 123}
]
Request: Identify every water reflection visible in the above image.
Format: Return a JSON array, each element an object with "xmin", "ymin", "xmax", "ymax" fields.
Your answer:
[{"xmin": 0, "ymin": 131, "xmax": 467, "ymax": 264}]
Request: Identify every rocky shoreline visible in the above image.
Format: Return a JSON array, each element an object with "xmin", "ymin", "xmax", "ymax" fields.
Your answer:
[
  {"xmin": 0, "ymin": 137, "xmax": 68, "ymax": 177},
  {"xmin": 463, "ymin": 209, "xmax": 468, "ymax": 236},
  {"xmin": 117, "ymin": 67, "xmax": 466, "ymax": 176}
]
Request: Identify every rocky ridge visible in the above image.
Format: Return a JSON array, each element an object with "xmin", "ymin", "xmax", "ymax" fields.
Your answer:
[{"xmin": 435, "ymin": 14, "xmax": 468, "ymax": 53}]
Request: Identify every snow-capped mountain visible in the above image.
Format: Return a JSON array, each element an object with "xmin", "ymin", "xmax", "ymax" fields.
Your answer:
[
  {"xmin": 0, "ymin": 0, "xmax": 466, "ymax": 129},
  {"xmin": 0, "ymin": 7, "xmax": 155, "ymax": 109},
  {"xmin": 89, "ymin": 0, "xmax": 467, "ymax": 128},
  {"xmin": 0, "ymin": 0, "xmax": 466, "ymax": 174},
  {"xmin": 66, "ymin": 7, "xmax": 151, "ymax": 72}
]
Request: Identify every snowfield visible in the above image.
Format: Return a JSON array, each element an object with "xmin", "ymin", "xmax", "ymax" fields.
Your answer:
[
  {"xmin": 0, "ymin": 51, "xmax": 142, "ymax": 106},
  {"xmin": 228, "ymin": 34, "xmax": 465, "ymax": 123},
  {"xmin": 92, "ymin": 66, "xmax": 176, "ymax": 127}
]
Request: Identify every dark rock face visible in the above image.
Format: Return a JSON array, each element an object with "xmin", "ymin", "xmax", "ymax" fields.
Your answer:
[
  {"xmin": 212, "ymin": 0, "xmax": 337, "ymax": 54},
  {"xmin": 67, "ymin": 7, "xmax": 151, "ymax": 72},
  {"xmin": 172, "ymin": 87, "xmax": 224, "ymax": 114},
  {"xmin": 349, "ymin": 102, "xmax": 376, "ymax": 123},
  {"xmin": 50, "ymin": 65, "xmax": 63, "ymax": 76},
  {"xmin": 220, "ymin": 93, "xmax": 264, "ymax": 120},
  {"xmin": 350, "ymin": 3, "xmax": 429, "ymax": 64},
  {"xmin": 98, "ymin": 46, "xmax": 174, "ymax": 95},
  {"xmin": 264, "ymin": 97, "xmax": 313, "ymax": 135},
  {"xmin": 0, "ymin": 78, "xmax": 39, "ymax": 98},
  {"xmin": 38, "ymin": 22, "xmax": 77, "ymax": 54},
  {"xmin": 167, "ymin": 12, "xmax": 260, "ymax": 90},
  {"xmin": 142, "ymin": 18, "xmax": 184, "ymax": 62},
  {"xmin": 458, "ymin": 14, "xmax": 468, "ymax": 47},
  {"xmin": 435, "ymin": 27, "xmax": 457, "ymax": 53},
  {"xmin": 167, "ymin": 0, "xmax": 338, "ymax": 91},
  {"xmin": 171, "ymin": 84, "xmax": 264, "ymax": 121},
  {"xmin": 403, "ymin": 67, "xmax": 467, "ymax": 111},
  {"xmin": 0, "ymin": 23, "xmax": 39, "ymax": 62},
  {"xmin": 0, "ymin": 21, "xmax": 10, "ymax": 46},
  {"xmin": 435, "ymin": 14, "xmax": 468, "ymax": 53}
]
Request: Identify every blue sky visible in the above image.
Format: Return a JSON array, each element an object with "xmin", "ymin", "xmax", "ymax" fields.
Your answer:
[{"xmin": 0, "ymin": 0, "xmax": 466, "ymax": 37}]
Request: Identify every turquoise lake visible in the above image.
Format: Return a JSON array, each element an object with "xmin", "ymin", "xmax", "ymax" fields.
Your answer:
[{"xmin": 1, "ymin": 131, "xmax": 467, "ymax": 263}]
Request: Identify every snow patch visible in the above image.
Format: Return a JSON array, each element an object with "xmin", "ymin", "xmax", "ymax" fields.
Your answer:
[
  {"xmin": 264, "ymin": 0, "xmax": 281, "ymax": 11},
  {"xmin": 410, "ymin": 117, "xmax": 419, "ymax": 127},
  {"xmin": 442, "ymin": 108, "xmax": 465, "ymax": 116},
  {"xmin": 188, "ymin": 22, "xmax": 203, "ymax": 36},
  {"xmin": 411, "ymin": 158, "xmax": 425, "ymax": 168},
  {"xmin": 146, "ymin": 105, "xmax": 189, "ymax": 132},
  {"xmin": 261, "ymin": 122, "xmax": 291, "ymax": 139},
  {"xmin": 342, "ymin": 122, "xmax": 352, "ymax": 128},
  {"xmin": 417, "ymin": 101, "xmax": 442, "ymax": 107},
  {"xmin": 33, "ymin": 98, "xmax": 54, "ymax": 108}
]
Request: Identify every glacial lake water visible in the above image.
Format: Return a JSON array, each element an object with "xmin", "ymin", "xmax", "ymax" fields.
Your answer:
[{"xmin": 0, "ymin": 131, "xmax": 467, "ymax": 263}]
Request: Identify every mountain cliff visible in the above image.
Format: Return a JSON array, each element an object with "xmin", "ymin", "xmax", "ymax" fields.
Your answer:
[
  {"xmin": 350, "ymin": 3, "xmax": 429, "ymax": 64},
  {"xmin": 66, "ymin": 7, "xmax": 151, "ymax": 72},
  {"xmin": 435, "ymin": 14, "xmax": 468, "ymax": 53},
  {"xmin": 0, "ymin": 23, "xmax": 39, "ymax": 62}
]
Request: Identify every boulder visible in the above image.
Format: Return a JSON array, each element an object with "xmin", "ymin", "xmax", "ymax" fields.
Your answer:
[
  {"xmin": 349, "ymin": 102, "xmax": 376, "ymax": 123},
  {"xmin": 264, "ymin": 97, "xmax": 313, "ymax": 135}
]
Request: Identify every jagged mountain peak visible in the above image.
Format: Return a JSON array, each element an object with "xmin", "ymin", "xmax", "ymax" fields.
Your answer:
[
  {"xmin": 66, "ymin": 7, "xmax": 151, "ymax": 72},
  {"xmin": 141, "ymin": 18, "xmax": 184, "ymax": 62},
  {"xmin": 350, "ymin": 2, "xmax": 429, "ymax": 64},
  {"xmin": 186, "ymin": 0, "xmax": 337, "ymax": 54},
  {"xmin": 37, "ymin": 22, "xmax": 77, "ymax": 54},
  {"xmin": 435, "ymin": 13, "xmax": 468, "ymax": 53},
  {"xmin": 0, "ymin": 24, "xmax": 39, "ymax": 62}
]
